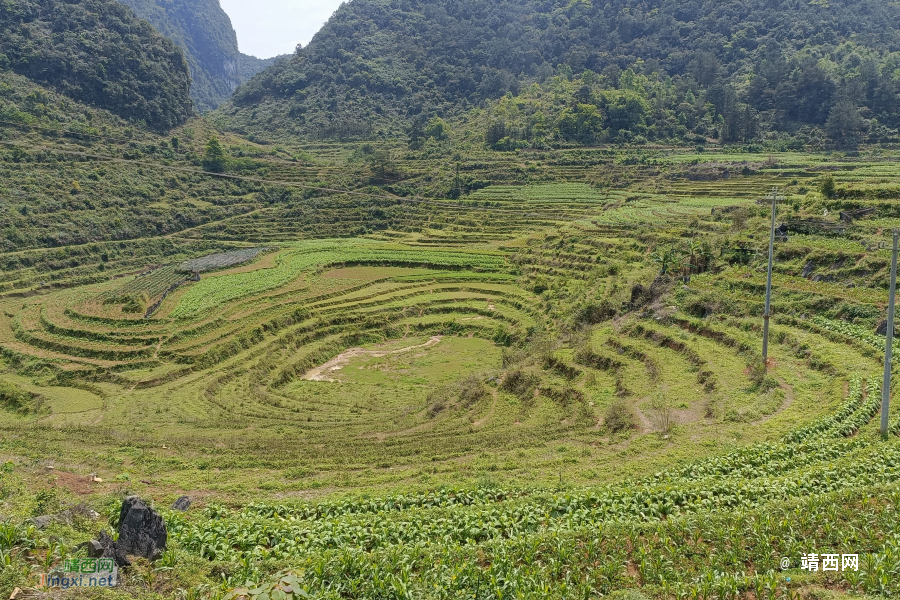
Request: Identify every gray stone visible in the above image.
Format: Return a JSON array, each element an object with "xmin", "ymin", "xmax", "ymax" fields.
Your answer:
[
  {"xmin": 171, "ymin": 496, "xmax": 192, "ymax": 511},
  {"xmin": 117, "ymin": 496, "xmax": 167, "ymax": 561},
  {"xmin": 32, "ymin": 515, "xmax": 53, "ymax": 529},
  {"xmin": 97, "ymin": 530, "xmax": 130, "ymax": 567},
  {"xmin": 876, "ymin": 320, "xmax": 896, "ymax": 336},
  {"xmin": 84, "ymin": 539, "xmax": 106, "ymax": 558}
]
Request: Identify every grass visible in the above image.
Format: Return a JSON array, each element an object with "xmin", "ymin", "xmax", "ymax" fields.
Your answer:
[{"xmin": 2, "ymin": 106, "xmax": 900, "ymax": 598}]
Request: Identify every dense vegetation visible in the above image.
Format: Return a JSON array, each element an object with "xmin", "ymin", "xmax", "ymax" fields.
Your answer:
[
  {"xmin": 218, "ymin": 0, "xmax": 900, "ymax": 147},
  {"xmin": 118, "ymin": 0, "xmax": 287, "ymax": 111},
  {"xmin": 0, "ymin": 0, "xmax": 194, "ymax": 131}
]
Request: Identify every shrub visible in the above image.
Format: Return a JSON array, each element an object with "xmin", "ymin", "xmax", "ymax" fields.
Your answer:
[
  {"xmin": 604, "ymin": 399, "xmax": 635, "ymax": 433},
  {"xmin": 747, "ymin": 357, "xmax": 779, "ymax": 392},
  {"xmin": 820, "ymin": 174, "xmax": 836, "ymax": 198},
  {"xmin": 501, "ymin": 369, "xmax": 540, "ymax": 402},
  {"xmin": 0, "ymin": 381, "xmax": 36, "ymax": 413},
  {"xmin": 458, "ymin": 374, "xmax": 489, "ymax": 407}
]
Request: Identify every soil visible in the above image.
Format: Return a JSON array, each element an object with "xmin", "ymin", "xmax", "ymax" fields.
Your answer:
[{"xmin": 302, "ymin": 336, "xmax": 443, "ymax": 382}]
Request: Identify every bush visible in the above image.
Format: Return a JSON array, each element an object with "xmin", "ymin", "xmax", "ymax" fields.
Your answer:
[
  {"xmin": 577, "ymin": 300, "xmax": 617, "ymax": 325},
  {"xmin": 501, "ymin": 369, "xmax": 540, "ymax": 402},
  {"xmin": 0, "ymin": 381, "xmax": 36, "ymax": 413},
  {"xmin": 457, "ymin": 374, "xmax": 488, "ymax": 407},
  {"xmin": 604, "ymin": 400, "xmax": 635, "ymax": 433},
  {"xmin": 747, "ymin": 357, "xmax": 779, "ymax": 392},
  {"xmin": 820, "ymin": 174, "xmax": 836, "ymax": 199}
]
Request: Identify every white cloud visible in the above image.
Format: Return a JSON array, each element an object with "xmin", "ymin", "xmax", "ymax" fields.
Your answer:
[{"xmin": 218, "ymin": 0, "xmax": 346, "ymax": 58}]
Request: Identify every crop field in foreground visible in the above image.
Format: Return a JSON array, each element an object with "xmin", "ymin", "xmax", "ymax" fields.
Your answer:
[{"xmin": 1, "ymin": 133, "xmax": 900, "ymax": 599}]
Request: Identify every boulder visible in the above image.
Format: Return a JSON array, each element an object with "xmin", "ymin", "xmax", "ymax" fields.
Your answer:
[
  {"xmin": 83, "ymin": 538, "xmax": 106, "ymax": 558},
  {"xmin": 31, "ymin": 515, "xmax": 53, "ymax": 529},
  {"xmin": 79, "ymin": 532, "xmax": 130, "ymax": 567},
  {"xmin": 171, "ymin": 496, "xmax": 192, "ymax": 511},
  {"xmin": 96, "ymin": 531, "xmax": 131, "ymax": 567},
  {"xmin": 117, "ymin": 496, "xmax": 167, "ymax": 562},
  {"xmin": 876, "ymin": 320, "xmax": 897, "ymax": 336}
]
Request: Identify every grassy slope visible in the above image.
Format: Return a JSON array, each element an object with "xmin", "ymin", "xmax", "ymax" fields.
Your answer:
[{"xmin": 1, "ymin": 108, "xmax": 900, "ymax": 596}]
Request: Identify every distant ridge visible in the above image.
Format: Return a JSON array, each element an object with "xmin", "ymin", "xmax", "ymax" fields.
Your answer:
[
  {"xmin": 0, "ymin": 0, "xmax": 193, "ymax": 131},
  {"xmin": 118, "ymin": 0, "xmax": 288, "ymax": 111},
  {"xmin": 214, "ymin": 0, "xmax": 900, "ymax": 144}
]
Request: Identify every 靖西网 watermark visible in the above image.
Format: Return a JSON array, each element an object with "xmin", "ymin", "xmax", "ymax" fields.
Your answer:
[
  {"xmin": 780, "ymin": 554, "xmax": 858, "ymax": 572},
  {"xmin": 38, "ymin": 558, "xmax": 118, "ymax": 589}
]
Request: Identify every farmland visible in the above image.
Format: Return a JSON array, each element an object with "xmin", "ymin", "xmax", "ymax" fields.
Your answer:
[{"xmin": 2, "ymin": 113, "xmax": 900, "ymax": 599}]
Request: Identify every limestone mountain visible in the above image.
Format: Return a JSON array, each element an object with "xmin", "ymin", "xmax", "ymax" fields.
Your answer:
[
  {"xmin": 118, "ymin": 0, "xmax": 286, "ymax": 112},
  {"xmin": 0, "ymin": 0, "xmax": 193, "ymax": 131},
  {"xmin": 214, "ymin": 0, "xmax": 900, "ymax": 145}
]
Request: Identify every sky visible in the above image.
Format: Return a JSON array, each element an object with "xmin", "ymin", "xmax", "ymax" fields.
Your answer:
[{"xmin": 219, "ymin": 0, "xmax": 346, "ymax": 58}]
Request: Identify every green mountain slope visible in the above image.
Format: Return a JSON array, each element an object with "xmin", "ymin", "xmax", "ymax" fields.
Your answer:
[
  {"xmin": 214, "ymin": 0, "xmax": 900, "ymax": 145},
  {"xmin": 118, "ymin": 0, "xmax": 287, "ymax": 112},
  {"xmin": 0, "ymin": 0, "xmax": 193, "ymax": 132}
]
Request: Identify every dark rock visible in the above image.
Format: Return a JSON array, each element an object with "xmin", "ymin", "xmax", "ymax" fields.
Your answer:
[
  {"xmin": 84, "ymin": 539, "xmax": 106, "ymax": 558},
  {"xmin": 32, "ymin": 515, "xmax": 53, "ymax": 529},
  {"xmin": 801, "ymin": 262, "xmax": 816, "ymax": 278},
  {"xmin": 117, "ymin": 496, "xmax": 167, "ymax": 561},
  {"xmin": 97, "ymin": 530, "xmax": 130, "ymax": 567},
  {"xmin": 876, "ymin": 320, "xmax": 897, "ymax": 336},
  {"xmin": 171, "ymin": 496, "xmax": 192, "ymax": 511}
]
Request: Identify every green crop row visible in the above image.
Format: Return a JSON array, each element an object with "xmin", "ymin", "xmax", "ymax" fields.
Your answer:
[{"xmin": 170, "ymin": 241, "xmax": 509, "ymax": 319}]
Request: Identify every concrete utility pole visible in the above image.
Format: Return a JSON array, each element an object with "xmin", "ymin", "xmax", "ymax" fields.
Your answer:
[
  {"xmin": 881, "ymin": 229, "xmax": 899, "ymax": 437},
  {"xmin": 762, "ymin": 187, "xmax": 781, "ymax": 366}
]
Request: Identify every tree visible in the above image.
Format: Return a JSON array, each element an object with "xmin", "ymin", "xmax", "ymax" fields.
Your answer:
[
  {"xmin": 819, "ymin": 174, "xmax": 836, "ymax": 199},
  {"xmin": 600, "ymin": 92, "xmax": 648, "ymax": 138},
  {"xmin": 407, "ymin": 118, "xmax": 426, "ymax": 150},
  {"xmin": 425, "ymin": 117, "xmax": 451, "ymax": 141},
  {"xmin": 825, "ymin": 97, "xmax": 866, "ymax": 149},
  {"xmin": 650, "ymin": 248, "xmax": 683, "ymax": 275},
  {"xmin": 556, "ymin": 104, "xmax": 603, "ymax": 144},
  {"xmin": 203, "ymin": 138, "xmax": 226, "ymax": 173},
  {"xmin": 485, "ymin": 122, "xmax": 507, "ymax": 148}
]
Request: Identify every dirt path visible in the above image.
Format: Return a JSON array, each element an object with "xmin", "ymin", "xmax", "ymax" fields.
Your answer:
[
  {"xmin": 302, "ymin": 336, "xmax": 443, "ymax": 382},
  {"xmin": 753, "ymin": 380, "xmax": 796, "ymax": 426},
  {"xmin": 473, "ymin": 389, "xmax": 498, "ymax": 427}
]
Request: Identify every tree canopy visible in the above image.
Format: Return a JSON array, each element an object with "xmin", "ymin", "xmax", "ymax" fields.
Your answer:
[
  {"xmin": 0, "ymin": 0, "xmax": 194, "ymax": 131},
  {"xmin": 215, "ymin": 0, "xmax": 900, "ymax": 147}
]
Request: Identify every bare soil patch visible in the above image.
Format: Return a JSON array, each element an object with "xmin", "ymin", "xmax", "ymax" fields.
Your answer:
[{"xmin": 303, "ymin": 336, "xmax": 443, "ymax": 382}]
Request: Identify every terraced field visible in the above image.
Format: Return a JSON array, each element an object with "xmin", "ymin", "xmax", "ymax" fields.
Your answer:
[{"xmin": 2, "ymin": 138, "xmax": 900, "ymax": 599}]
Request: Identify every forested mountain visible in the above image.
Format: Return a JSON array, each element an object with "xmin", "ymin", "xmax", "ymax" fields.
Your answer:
[
  {"xmin": 0, "ymin": 0, "xmax": 193, "ymax": 132},
  {"xmin": 118, "ymin": 0, "xmax": 287, "ymax": 111},
  {"xmin": 216, "ymin": 0, "xmax": 900, "ymax": 147}
]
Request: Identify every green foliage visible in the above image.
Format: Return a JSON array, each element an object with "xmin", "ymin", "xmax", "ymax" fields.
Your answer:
[
  {"xmin": 820, "ymin": 174, "xmax": 837, "ymax": 199},
  {"xmin": 0, "ymin": 0, "xmax": 193, "ymax": 131},
  {"xmin": 203, "ymin": 138, "xmax": 227, "ymax": 173},
  {"xmin": 0, "ymin": 381, "xmax": 35, "ymax": 414},
  {"xmin": 118, "ymin": 0, "xmax": 284, "ymax": 111},
  {"xmin": 604, "ymin": 399, "xmax": 635, "ymax": 433},
  {"xmin": 425, "ymin": 117, "xmax": 450, "ymax": 141},
  {"xmin": 218, "ymin": 0, "xmax": 900, "ymax": 144}
]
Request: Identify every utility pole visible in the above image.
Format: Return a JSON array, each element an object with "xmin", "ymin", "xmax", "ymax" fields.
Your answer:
[
  {"xmin": 881, "ymin": 229, "xmax": 899, "ymax": 437},
  {"xmin": 762, "ymin": 187, "xmax": 781, "ymax": 366},
  {"xmin": 455, "ymin": 163, "xmax": 461, "ymax": 196}
]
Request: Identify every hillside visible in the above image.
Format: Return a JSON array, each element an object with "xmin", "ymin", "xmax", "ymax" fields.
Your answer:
[
  {"xmin": 215, "ymin": 0, "xmax": 900, "ymax": 145},
  {"xmin": 118, "ymin": 0, "xmax": 288, "ymax": 111},
  {"xmin": 4, "ymin": 0, "xmax": 900, "ymax": 597},
  {"xmin": 0, "ymin": 0, "xmax": 193, "ymax": 132},
  {"xmin": 2, "ymin": 121, "xmax": 900, "ymax": 597}
]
